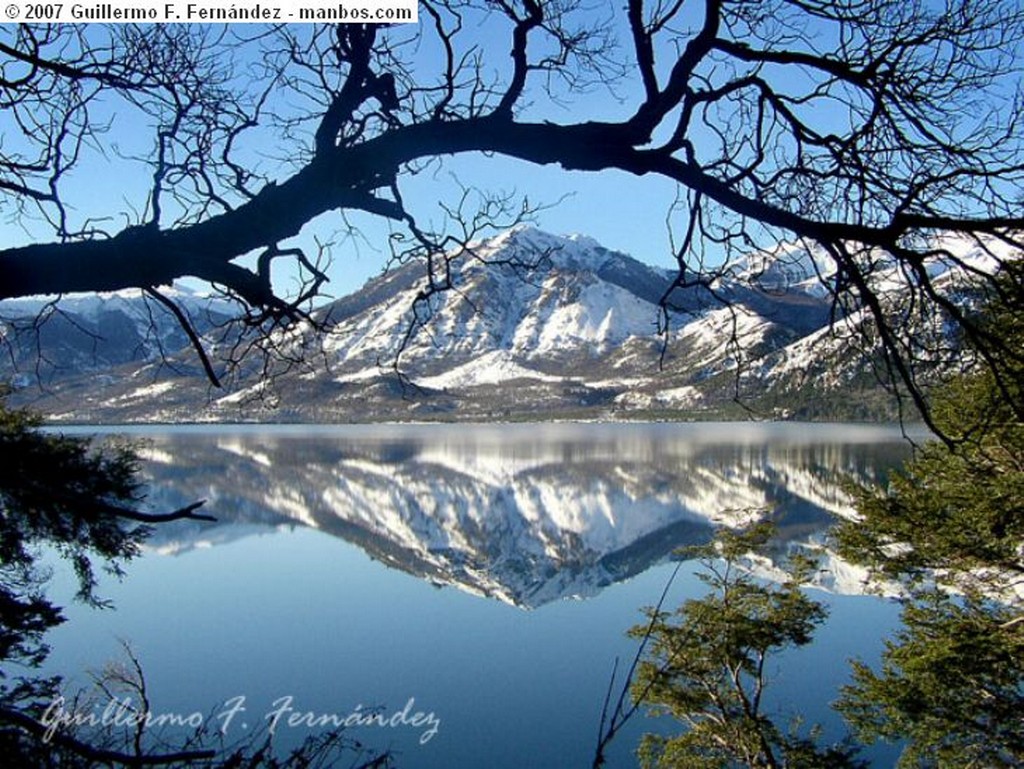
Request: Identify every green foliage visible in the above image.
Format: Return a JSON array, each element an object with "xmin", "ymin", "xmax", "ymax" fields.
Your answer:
[
  {"xmin": 836, "ymin": 369, "xmax": 1023, "ymax": 594},
  {"xmin": 0, "ymin": 400, "xmax": 146, "ymax": 604},
  {"xmin": 0, "ymin": 396, "xmax": 153, "ymax": 769},
  {"xmin": 836, "ymin": 265, "xmax": 1023, "ymax": 593},
  {"xmin": 630, "ymin": 524, "xmax": 863, "ymax": 769},
  {"xmin": 833, "ymin": 271, "xmax": 1024, "ymax": 767},
  {"xmin": 839, "ymin": 591, "xmax": 1024, "ymax": 768}
]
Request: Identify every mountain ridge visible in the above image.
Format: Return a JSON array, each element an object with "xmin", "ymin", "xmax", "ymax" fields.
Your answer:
[{"xmin": 1, "ymin": 226, "xmax": 989, "ymax": 423}]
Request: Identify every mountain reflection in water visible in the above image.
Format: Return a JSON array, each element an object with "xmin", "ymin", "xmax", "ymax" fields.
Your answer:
[{"xmin": 119, "ymin": 422, "xmax": 918, "ymax": 608}]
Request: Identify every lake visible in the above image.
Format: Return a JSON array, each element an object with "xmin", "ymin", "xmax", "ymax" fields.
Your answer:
[{"xmin": 40, "ymin": 422, "xmax": 921, "ymax": 767}]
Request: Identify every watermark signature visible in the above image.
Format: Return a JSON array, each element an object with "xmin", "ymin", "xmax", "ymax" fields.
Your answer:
[{"xmin": 41, "ymin": 694, "xmax": 441, "ymax": 746}]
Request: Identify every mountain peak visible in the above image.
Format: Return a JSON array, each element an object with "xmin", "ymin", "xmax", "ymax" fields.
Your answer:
[
  {"xmin": 468, "ymin": 227, "xmax": 623, "ymax": 277},
  {"xmin": 476, "ymin": 226, "xmax": 591, "ymax": 252},
  {"xmin": 729, "ymin": 240, "xmax": 835, "ymax": 296}
]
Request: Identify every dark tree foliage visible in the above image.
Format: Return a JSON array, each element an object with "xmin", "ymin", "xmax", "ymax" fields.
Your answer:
[
  {"xmin": 0, "ymin": 397, "xmax": 211, "ymax": 764},
  {"xmin": 836, "ymin": 267, "xmax": 1023, "ymax": 594},
  {"xmin": 0, "ymin": 4, "xmax": 1022, "ymax": 425},
  {"xmin": 0, "ymin": 398, "xmax": 143, "ymax": 708},
  {"xmin": 0, "ymin": 398, "xmax": 396, "ymax": 767},
  {"xmin": 0, "ymin": 403, "xmax": 146, "ymax": 606}
]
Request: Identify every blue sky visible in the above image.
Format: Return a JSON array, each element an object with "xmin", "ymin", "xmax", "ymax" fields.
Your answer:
[
  {"xmin": 250, "ymin": 9, "xmax": 698, "ymax": 299},
  {"xmin": 0, "ymin": 128, "xmax": 684, "ymax": 300},
  {"xmin": 5, "ymin": 10, "xmax": 1018, "ymax": 304},
  {"xmin": 0, "ymin": 19, "xmax": 688, "ymax": 303},
  {"xmin": 327, "ymin": 153, "xmax": 686, "ymax": 291}
]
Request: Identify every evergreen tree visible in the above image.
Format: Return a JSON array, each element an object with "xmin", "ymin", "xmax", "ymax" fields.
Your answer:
[
  {"xmin": 839, "ymin": 590, "xmax": 1023, "ymax": 768},
  {"xmin": 834, "ymin": 270, "xmax": 1024, "ymax": 767}
]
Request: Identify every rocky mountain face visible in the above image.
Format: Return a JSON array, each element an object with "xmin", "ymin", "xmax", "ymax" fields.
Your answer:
[{"xmin": 0, "ymin": 227, "xmax": 995, "ymax": 423}]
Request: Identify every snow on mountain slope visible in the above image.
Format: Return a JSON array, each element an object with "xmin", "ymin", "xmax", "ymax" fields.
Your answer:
[
  {"xmin": 511, "ymin": 274, "xmax": 660, "ymax": 356},
  {"xmin": 4, "ymin": 225, "xmax": 1008, "ymax": 423},
  {"xmin": 730, "ymin": 240, "xmax": 837, "ymax": 297},
  {"xmin": 0, "ymin": 284, "xmax": 234, "ymax": 383},
  {"xmin": 315, "ymin": 226, "xmax": 828, "ymax": 393},
  {"xmin": 320, "ymin": 227, "xmax": 675, "ymax": 378},
  {"xmin": 749, "ymin": 230, "xmax": 1015, "ymax": 397},
  {"xmin": 416, "ymin": 350, "xmax": 560, "ymax": 390},
  {"xmin": 0, "ymin": 284, "xmax": 232, "ymax": 326}
]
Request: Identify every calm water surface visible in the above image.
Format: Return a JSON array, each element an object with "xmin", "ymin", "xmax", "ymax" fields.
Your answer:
[{"xmin": 42, "ymin": 422, "xmax": 922, "ymax": 767}]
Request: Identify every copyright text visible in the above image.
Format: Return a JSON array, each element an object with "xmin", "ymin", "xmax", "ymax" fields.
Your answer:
[{"xmin": 3, "ymin": 1, "xmax": 418, "ymax": 22}]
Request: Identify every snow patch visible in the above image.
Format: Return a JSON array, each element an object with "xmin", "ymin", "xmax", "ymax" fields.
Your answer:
[{"xmin": 416, "ymin": 350, "xmax": 561, "ymax": 389}]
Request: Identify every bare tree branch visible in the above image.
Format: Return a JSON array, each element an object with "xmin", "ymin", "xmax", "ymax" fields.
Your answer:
[
  {"xmin": 0, "ymin": 705, "xmax": 217, "ymax": 766},
  {"xmin": 0, "ymin": 6, "xmax": 1021, "ymax": 421}
]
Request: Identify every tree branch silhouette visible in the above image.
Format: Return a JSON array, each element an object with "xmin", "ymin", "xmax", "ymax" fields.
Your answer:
[{"xmin": 0, "ymin": 5, "xmax": 1021, "ymax": 414}]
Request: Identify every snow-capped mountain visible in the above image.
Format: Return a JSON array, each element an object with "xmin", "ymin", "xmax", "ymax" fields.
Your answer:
[
  {"xmin": 313, "ymin": 227, "xmax": 828, "ymax": 380},
  {"xmin": 0, "ymin": 226, "xmax": 1001, "ymax": 422},
  {"xmin": 0, "ymin": 285, "xmax": 234, "ymax": 390},
  {"xmin": 207, "ymin": 226, "xmax": 842, "ymax": 422}
]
